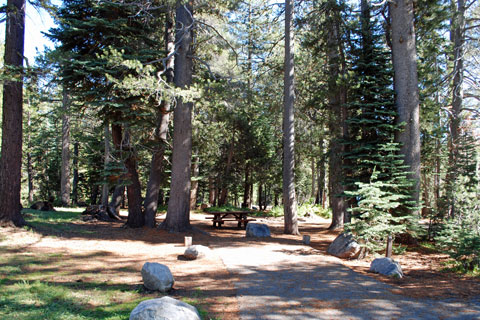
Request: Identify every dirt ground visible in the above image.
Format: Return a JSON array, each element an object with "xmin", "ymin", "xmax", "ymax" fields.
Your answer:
[{"xmin": 4, "ymin": 211, "xmax": 480, "ymax": 319}]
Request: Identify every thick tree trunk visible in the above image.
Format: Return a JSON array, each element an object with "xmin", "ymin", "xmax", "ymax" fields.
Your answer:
[
  {"xmin": 111, "ymin": 123, "xmax": 144, "ymax": 228},
  {"xmin": 283, "ymin": 0, "xmax": 299, "ymax": 235},
  {"xmin": 446, "ymin": 0, "xmax": 465, "ymax": 218},
  {"xmin": 90, "ymin": 184, "xmax": 99, "ymax": 205},
  {"xmin": 61, "ymin": 88, "xmax": 71, "ymax": 207},
  {"xmin": 72, "ymin": 141, "xmax": 79, "ymax": 205},
  {"xmin": 0, "ymin": 0, "xmax": 26, "ymax": 227},
  {"xmin": 326, "ymin": 0, "xmax": 347, "ymax": 230},
  {"xmin": 390, "ymin": 0, "xmax": 421, "ymax": 209},
  {"xmin": 144, "ymin": 10, "xmax": 174, "ymax": 227},
  {"xmin": 190, "ymin": 155, "xmax": 200, "ymax": 210},
  {"xmin": 109, "ymin": 185, "xmax": 125, "ymax": 214},
  {"xmin": 101, "ymin": 121, "xmax": 110, "ymax": 206},
  {"xmin": 160, "ymin": 1, "xmax": 194, "ymax": 232}
]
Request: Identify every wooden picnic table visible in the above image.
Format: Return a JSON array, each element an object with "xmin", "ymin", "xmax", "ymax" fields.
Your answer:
[{"xmin": 205, "ymin": 211, "xmax": 256, "ymax": 229}]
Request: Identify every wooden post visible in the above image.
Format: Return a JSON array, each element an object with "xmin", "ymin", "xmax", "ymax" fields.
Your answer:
[{"xmin": 386, "ymin": 235, "xmax": 393, "ymax": 258}]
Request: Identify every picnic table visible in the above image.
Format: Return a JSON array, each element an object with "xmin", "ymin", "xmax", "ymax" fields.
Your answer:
[{"xmin": 205, "ymin": 211, "xmax": 256, "ymax": 229}]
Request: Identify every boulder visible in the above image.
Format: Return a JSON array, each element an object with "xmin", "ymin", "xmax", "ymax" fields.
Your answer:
[
  {"xmin": 370, "ymin": 257, "xmax": 404, "ymax": 278},
  {"xmin": 327, "ymin": 233, "xmax": 362, "ymax": 259},
  {"xmin": 184, "ymin": 245, "xmax": 211, "ymax": 260},
  {"xmin": 141, "ymin": 262, "xmax": 174, "ymax": 292},
  {"xmin": 130, "ymin": 296, "xmax": 201, "ymax": 320},
  {"xmin": 246, "ymin": 223, "xmax": 271, "ymax": 238}
]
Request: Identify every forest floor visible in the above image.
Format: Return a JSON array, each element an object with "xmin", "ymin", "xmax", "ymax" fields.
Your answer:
[{"xmin": 1, "ymin": 209, "xmax": 480, "ymax": 319}]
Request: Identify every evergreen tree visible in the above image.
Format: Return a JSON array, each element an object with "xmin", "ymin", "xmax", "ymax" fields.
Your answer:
[{"xmin": 0, "ymin": 0, "xmax": 26, "ymax": 227}]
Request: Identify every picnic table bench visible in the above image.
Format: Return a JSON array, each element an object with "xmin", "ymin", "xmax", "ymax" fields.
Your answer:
[{"xmin": 205, "ymin": 211, "xmax": 256, "ymax": 229}]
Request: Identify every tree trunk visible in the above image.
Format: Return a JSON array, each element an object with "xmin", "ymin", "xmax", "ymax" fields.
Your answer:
[
  {"xmin": 390, "ymin": 0, "xmax": 421, "ymax": 209},
  {"xmin": 283, "ymin": 0, "xmax": 299, "ymax": 235},
  {"xmin": 0, "ymin": 0, "xmax": 26, "ymax": 227},
  {"xmin": 90, "ymin": 184, "xmax": 99, "ymax": 205},
  {"xmin": 242, "ymin": 165, "xmax": 251, "ymax": 208},
  {"xmin": 326, "ymin": 0, "xmax": 347, "ymax": 230},
  {"xmin": 218, "ymin": 132, "xmax": 235, "ymax": 206},
  {"xmin": 27, "ymin": 110, "xmax": 34, "ymax": 203},
  {"xmin": 208, "ymin": 175, "xmax": 215, "ymax": 206},
  {"xmin": 446, "ymin": 0, "xmax": 465, "ymax": 218},
  {"xmin": 101, "ymin": 121, "xmax": 110, "ymax": 206},
  {"xmin": 61, "ymin": 88, "xmax": 71, "ymax": 207},
  {"xmin": 109, "ymin": 185, "xmax": 125, "ymax": 214},
  {"xmin": 72, "ymin": 141, "xmax": 79, "ymax": 205},
  {"xmin": 311, "ymin": 157, "xmax": 316, "ymax": 199},
  {"xmin": 111, "ymin": 123, "xmax": 144, "ymax": 228},
  {"xmin": 160, "ymin": 1, "xmax": 194, "ymax": 232},
  {"xmin": 258, "ymin": 183, "xmax": 263, "ymax": 209},
  {"xmin": 190, "ymin": 155, "xmax": 200, "ymax": 210},
  {"xmin": 316, "ymin": 136, "xmax": 326, "ymax": 207},
  {"xmin": 144, "ymin": 10, "xmax": 174, "ymax": 227}
]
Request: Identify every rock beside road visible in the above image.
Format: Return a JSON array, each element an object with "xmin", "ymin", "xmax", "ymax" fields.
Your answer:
[
  {"xmin": 184, "ymin": 245, "xmax": 212, "ymax": 260},
  {"xmin": 370, "ymin": 257, "xmax": 404, "ymax": 278},
  {"xmin": 327, "ymin": 233, "xmax": 363, "ymax": 259},
  {"xmin": 130, "ymin": 296, "xmax": 200, "ymax": 320},
  {"xmin": 141, "ymin": 262, "xmax": 174, "ymax": 292}
]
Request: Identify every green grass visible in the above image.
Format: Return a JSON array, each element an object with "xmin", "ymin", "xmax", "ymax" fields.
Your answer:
[
  {"xmin": 0, "ymin": 246, "xmax": 148, "ymax": 320},
  {"xmin": 21, "ymin": 208, "xmax": 94, "ymax": 235},
  {"xmin": 0, "ymin": 208, "xmax": 217, "ymax": 319}
]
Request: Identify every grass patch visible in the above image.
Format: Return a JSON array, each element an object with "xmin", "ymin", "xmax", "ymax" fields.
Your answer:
[
  {"xmin": 0, "ymin": 247, "xmax": 149, "ymax": 320},
  {"xmin": 21, "ymin": 208, "xmax": 94, "ymax": 236},
  {"xmin": 0, "ymin": 209, "xmax": 220, "ymax": 320}
]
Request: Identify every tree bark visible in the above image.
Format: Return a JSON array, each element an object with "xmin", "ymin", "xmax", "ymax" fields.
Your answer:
[
  {"xmin": 144, "ymin": 9, "xmax": 174, "ymax": 227},
  {"xmin": 111, "ymin": 123, "xmax": 144, "ymax": 228},
  {"xmin": 283, "ymin": 0, "xmax": 299, "ymax": 235},
  {"xmin": 101, "ymin": 120, "xmax": 110, "ymax": 206},
  {"xmin": 61, "ymin": 88, "xmax": 71, "ymax": 207},
  {"xmin": 326, "ymin": 0, "xmax": 347, "ymax": 230},
  {"xmin": 72, "ymin": 141, "xmax": 79, "ymax": 205},
  {"xmin": 390, "ymin": 0, "xmax": 421, "ymax": 209},
  {"xmin": 190, "ymin": 155, "xmax": 200, "ymax": 210},
  {"xmin": 446, "ymin": 0, "xmax": 465, "ymax": 218},
  {"xmin": 27, "ymin": 110, "xmax": 34, "ymax": 203},
  {"xmin": 160, "ymin": 1, "xmax": 194, "ymax": 232},
  {"xmin": 208, "ymin": 175, "xmax": 215, "ymax": 206},
  {"xmin": 0, "ymin": 0, "xmax": 26, "ymax": 227},
  {"xmin": 109, "ymin": 185, "xmax": 125, "ymax": 214}
]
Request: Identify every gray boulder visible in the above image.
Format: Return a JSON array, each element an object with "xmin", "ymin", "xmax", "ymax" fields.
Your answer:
[
  {"xmin": 327, "ymin": 233, "xmax": 362, "ymax": 259},
  {"xmin": 130, "ymin": 296, "xmax": 201, "ymax": 320},
  {"xmin": 370, "ymin": 257, "xmax": 404, "ymax": 278},
  {"xmin": 246, "ymin": 223, "xmax": 271, "ymax": 238},
  {"xmin": 141, "ymin": 262, "xmax": 174, "ymax": 292},
  {"xmin": 184, "ymin": 245, "xmax": 211, "ymax": 260}
]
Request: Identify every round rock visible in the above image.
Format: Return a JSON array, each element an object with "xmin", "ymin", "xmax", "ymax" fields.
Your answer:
[
  {"xmin": 184, "ymin": 245, "xmax": 212, "ymax": 260},
  {"xmin": 327, "ymin": 233, "xmax": 362, "ymax": 259},
  {"xmin": 370, "ymin": 257, "xmax": 404, "ymax": 278},
  {"xmin": 141, "ymin": 262, "xmax": 174, "ymax": 292},
  {"xmin": 130, "ymin": 296, "xmax": 201, "ymax": 320}
]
